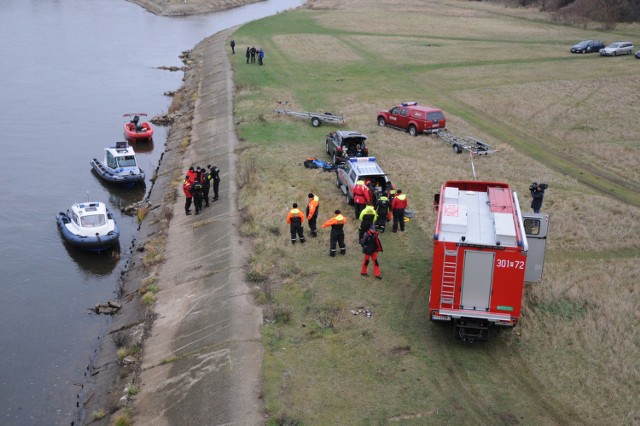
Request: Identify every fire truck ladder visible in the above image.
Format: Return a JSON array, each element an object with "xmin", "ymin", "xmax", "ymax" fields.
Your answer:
[{"xmin": 440, "ymin": 248, "xmax": 458, "ymax": 309}]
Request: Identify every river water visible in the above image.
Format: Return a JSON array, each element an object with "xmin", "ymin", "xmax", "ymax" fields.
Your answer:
[{"xmin": 0, "ymin": 1, "xmax": 305, "ymax": 424}]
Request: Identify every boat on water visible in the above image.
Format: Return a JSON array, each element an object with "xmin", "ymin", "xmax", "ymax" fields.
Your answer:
[
  {"xmin": 123, "ymin": 112, "xmax": 154, "ymax": 142},
  {"xmin": 90, "ymin": 141, "xmax": 145, "ymax": 186},
  {"xmin": 56, "ymin": 201, "xmax": 120, "ymax": 251}
]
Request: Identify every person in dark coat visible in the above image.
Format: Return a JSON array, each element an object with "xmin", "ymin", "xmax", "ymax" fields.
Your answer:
[
  {"xmin": 286, "ymin": 203, "xmax": 305, "ymax": 244},
  {"xmin": 250, "ymin": 46, "xmax": 256, "ymax": 63},
  {"xmin": 201, "ymin": 167, "xmax": 212, "ymax": 207},
  {"xmin": 191, "ymin": 173, "xmax": 204, "ymax": 215},
  {"xmin": 375, "ymin": 195, "xmax": 391, "ymax": 233},
  {"xmin": 360, "ymin": 225, "xmax": 383, "ymax": 279},
  {"xmin": 530, "ymin": 185, "xmax": 545, "ymax": 213},
  {"xmin": 230, "ymin": 39, "xmax": 235, "ymax": 54},
  {"xmin": 246, "ymin": 47, "xmax": 250, "ymax": 64},
  {"xmin": 321, "ymin": 210, "xmax": 347, "ymax": 257},
  {"xmin": 208, "ymin": 164, "xmax": 221, "ymax": 201}
]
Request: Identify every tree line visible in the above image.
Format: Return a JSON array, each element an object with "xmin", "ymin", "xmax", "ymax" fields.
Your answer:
[{"xmin": 484, "ymin": 0, "xmax": 640, "ymax": 29}]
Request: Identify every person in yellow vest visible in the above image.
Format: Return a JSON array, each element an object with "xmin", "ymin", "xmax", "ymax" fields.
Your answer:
[
  {"xmin": 321, "ymin": 210, "xmax": 347, "ymax": 256},
  {"xmin": 358, "ymin": 204, "xmax": 378, "ymax": 241},
  {"xmin": 306, "ymin": 193, "xmax": 320, "ymax": 237},
  {"xmin": 286, "ymin": 203, "xmax": 305, "ymax": 244}
]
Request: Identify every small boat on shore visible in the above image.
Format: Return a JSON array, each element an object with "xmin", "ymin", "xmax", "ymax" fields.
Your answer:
[
  {"xmin": 56, "ymin": 201, "xmax": 120, "ymax": 251},
  {"xmin": 90, "ymin": 141, "xmax": 145, "ymax": 186},
  {"xmin": 123, "ymin": 112, "xmax": 154, "ymax": 142}
]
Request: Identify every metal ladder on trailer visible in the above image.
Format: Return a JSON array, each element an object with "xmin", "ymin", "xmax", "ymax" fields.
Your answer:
[{"xmin": 440, "ymin": 248, "xmax": 458, "ymax": 309}]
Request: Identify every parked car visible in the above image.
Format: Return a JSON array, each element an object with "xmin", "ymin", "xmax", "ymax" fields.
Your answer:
[
  {"xmin": 636, "ymin": 50, "xmax": 640, "ymax": 59},
  {"xmin": 377, "ymin": 102, "xmax": 446, "ymax": 136},
  {"xmin": 600, "ymin": 42, "xmax": 634, "ymax": 56},
  {"xmin": 325, "ymin": 130, "xmax": 368, "ymax": 164},
  {"xmin": 570, "ymin": 39, "xmax": 605, "ymax": 54},
  {"xmin": 335, "ymin": 157, "xmax": 393, "ymax": 206}
]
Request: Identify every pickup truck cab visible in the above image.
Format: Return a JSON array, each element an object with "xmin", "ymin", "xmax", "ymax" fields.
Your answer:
[
  {"xmin": 377, "ymin": 102, "xmax": 446, "ymax": 136},
  {"xmin": 326, "ymin": 130, "xmax": 368, "ymax": 164},
  {"xmin": 336, "ymin": 157, "xmax": 393, "ymax": 205}
]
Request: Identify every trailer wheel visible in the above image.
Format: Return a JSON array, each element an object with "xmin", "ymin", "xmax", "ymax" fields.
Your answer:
[
  {"xmin": 377, "ymin": 117, "xmax": 386, "ymax": 127},
  {"xmin": 453, "ymin": 144, "xmax": 463, "ymax": 154},
  {"xmin": 311, "ymin": 117, "xmax": 322, "ymax": 127},
  {"xmin": 408, "ymin": 125, "xmax": 417, "ymax": 137}
]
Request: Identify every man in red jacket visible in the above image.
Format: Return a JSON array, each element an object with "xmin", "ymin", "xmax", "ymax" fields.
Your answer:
[
  {"xmin": 183, "ymin": 175, "xmax": 193, "ymax": 216},
  {"xmin": 352, "ymin": 179, "xmax": 370, "ymax": 219},
  {"xmin": 391, "ymin": 189, "xmax": 408, "ymax": 233}
]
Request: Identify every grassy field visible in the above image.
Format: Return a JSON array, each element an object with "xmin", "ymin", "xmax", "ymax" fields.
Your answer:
[{"xmin": 230, "ymin": 0, "xmax": 640, "ymax": 424}]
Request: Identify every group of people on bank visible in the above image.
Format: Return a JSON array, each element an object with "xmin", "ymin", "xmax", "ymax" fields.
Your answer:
[
  {"xmin": 285, "ymin": 185, "xmax": 409, "ymax": 280},
  {"xmin": 182, "ymin": 165, "xmax": 221, "ymax": 215}
]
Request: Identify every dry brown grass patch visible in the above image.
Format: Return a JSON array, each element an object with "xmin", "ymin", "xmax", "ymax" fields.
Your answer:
[{"xmin": 273, "ymin": 34, "xmax": 364, "ymax": 63}]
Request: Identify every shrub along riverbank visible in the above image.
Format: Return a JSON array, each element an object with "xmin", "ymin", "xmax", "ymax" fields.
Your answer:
[{"xmin": 230, "ymin": 0, "xmax": 639, "ymax": 424}]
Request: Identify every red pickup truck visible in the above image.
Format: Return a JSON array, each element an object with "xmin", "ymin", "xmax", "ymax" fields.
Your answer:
[{"xmin": 377, "ymin": 102, "xmax": 446, "ymax": 136}]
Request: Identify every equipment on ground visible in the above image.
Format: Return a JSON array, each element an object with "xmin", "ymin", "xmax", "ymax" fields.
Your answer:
[
  {"xmin": 436, "ymin": 131, "xmax": 496, "ymax": 155},
  {"xmin": 274, "ymin": 109, "xmax": 346, "ymax": 127}
]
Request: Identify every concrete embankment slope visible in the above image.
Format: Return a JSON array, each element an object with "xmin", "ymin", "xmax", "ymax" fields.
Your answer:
[{"xmin": 134, "ymin": 29, "xmax": 264, "ymax": 425}]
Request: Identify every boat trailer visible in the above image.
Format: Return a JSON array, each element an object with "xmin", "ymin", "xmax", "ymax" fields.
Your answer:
[
  {"xmin": 273, "ymin": 109, "xmax": 346, "ymax": 127},
  {"xmin": 436, "ymin": 131, "xmax": 497, "ymax": 155}
]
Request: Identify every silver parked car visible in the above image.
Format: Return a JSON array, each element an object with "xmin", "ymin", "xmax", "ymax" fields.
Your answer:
[{"xmin": 600, "ymin": 41, "xmax": 634, "ymax": 56}]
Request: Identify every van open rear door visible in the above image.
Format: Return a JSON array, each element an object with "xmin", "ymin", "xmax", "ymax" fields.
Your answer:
[{"xmin": 523, "ymin": 213, "xmax": 549, "ymax": 283}]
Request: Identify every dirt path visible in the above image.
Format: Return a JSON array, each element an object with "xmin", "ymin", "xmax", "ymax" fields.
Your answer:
[{"xmin": 132, "ymin": 29, "xmax": 264, "ymax": 425}]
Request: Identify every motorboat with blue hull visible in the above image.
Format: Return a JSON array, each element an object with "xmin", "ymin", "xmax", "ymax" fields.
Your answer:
[
  {"xmin": 91, "ymin": 141, "xmax": 145, "ymax": 186},
  {"xmin": 56, "ymin": 202, "xmax": 120, "ymax": 251}
]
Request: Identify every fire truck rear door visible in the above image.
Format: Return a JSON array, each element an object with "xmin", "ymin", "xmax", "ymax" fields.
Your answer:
[
  {"xmin": 460, "ymin": 250, "xmax": 494, "ymax": 311},
  {"xmin": 523, "ymin": 213, "xmax": 549, "ymax": 283}
]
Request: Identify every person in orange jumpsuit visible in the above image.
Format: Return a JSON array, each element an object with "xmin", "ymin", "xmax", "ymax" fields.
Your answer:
[
  {"xmin": 321, "ymin": 209, "xmax": 347, "ymax": 256},
  {"xmin": 360, "ymin": 225, "xmax": 383, "ymax": 279},
  {"xmin": 286, "ymin": 203, "xmax": 305, "ymax": 244},
  {"xmin": 306, "ymin": 193, "xmax": 320, "ymax": 237}
]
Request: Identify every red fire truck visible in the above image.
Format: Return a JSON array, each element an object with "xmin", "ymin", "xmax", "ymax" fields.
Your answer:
[{"xmin": 429, "ymin": 180, "xmax": 548, "ymax": 342}]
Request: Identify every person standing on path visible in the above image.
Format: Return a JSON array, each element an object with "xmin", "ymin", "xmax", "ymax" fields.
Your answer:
[
  {"xmin": 286, "ymin": 203, "xmax": 305, "ymax": 244},
  {"xmin": 191, "ymin": 172, "xmax": 204, "ymax": 215},
  {"xmin": 258, "ymin": 48, "xmax": 264, "ymax": 65},
  {"xmin": 250, "ymin": 46, "xmax": 256, "ymax": 63},
  {"xmin": 230, "ymin": 39, "xmax": 235, "ymax": 54},
  {"xmin": 183, "ymin": 175, "xmax": 193, "ymax": 215},
  {"xmin": 246, "ymin": 47, "xmax": 250, "ymax": 64},
  {"xmin": 201, "ymin": 167, "xmax": 211, "ymax": 208},
  {"xmin": 391, "ymin": 189, "xmax": 408, "ymax": 233},
  {"xmin": 358, "ymin": 204, "xmax": 378, "ymax": 241},
  {"xmin": 321, "ymin": 209, "xmax": 347, "ymax": 257},
  {"xmin": 306, "ymin": 193, "xmax": 319, "ymax": 237},
  {"xmin": 208, "ymin": 164, "xmax": 221, "ymax": 201},
  {"xmin": 360, "ymin": 225, "xmax": 383, "ymax": 279}
]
